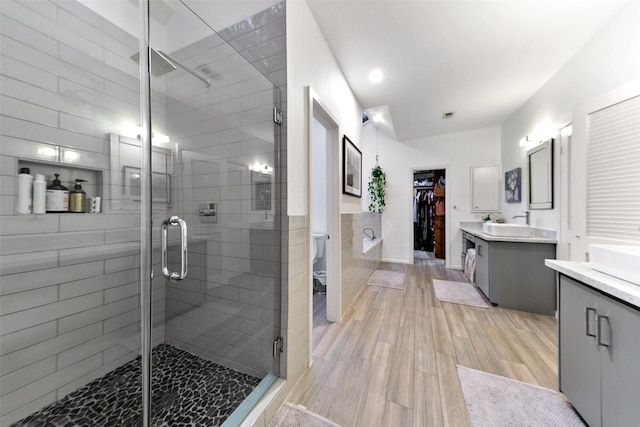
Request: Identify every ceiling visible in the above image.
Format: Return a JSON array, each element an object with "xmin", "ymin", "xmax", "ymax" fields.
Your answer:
[{"xmin": 307, "ymin": 0, "xmax": 628, "ymax": 141}]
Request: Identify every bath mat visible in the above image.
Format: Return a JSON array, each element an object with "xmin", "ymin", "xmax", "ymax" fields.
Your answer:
[
  {"xmin": 270, "ymin": 403, "xmax": 341, "ymax": 427},
  {"xmin": 367, "ymin": 270, "xmax": 406, "ymax": 290},
  {"xmin": 432, "ymin": 279, "xmax": 489, "ymax": 308},
  {"xmin": 457, "ymin": 365, "xmax": 585, "ymax": 427}
]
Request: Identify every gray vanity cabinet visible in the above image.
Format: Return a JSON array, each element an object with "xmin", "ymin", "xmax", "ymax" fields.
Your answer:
[
  {"xmin": 559, "ymin": 276, "xmax": 603, "ymax": 426},
  {"xmin": 474, "ymin": 238, "xmax": 490, "ymax": 299},
  {"xmin": 462, "ymin": 232, "xmax": 556, "ymax": 315},
  {"xmin": 559, "ymin": 275, "xmax": 640, "ymax": 427}
]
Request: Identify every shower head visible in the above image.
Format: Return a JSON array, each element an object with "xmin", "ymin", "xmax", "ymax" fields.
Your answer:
[
  {"xmin": 130, "ymin": 48, "xmax": 211, "ymax": 87},
  {"xmin": 130, "ymin": 48, "xmax": 177, "ymax": 78}
]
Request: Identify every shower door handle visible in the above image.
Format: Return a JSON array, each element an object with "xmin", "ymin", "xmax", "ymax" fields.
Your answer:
[{"xmin": 161, "ymin": 216, "xmax": 188, "ymax": 281}]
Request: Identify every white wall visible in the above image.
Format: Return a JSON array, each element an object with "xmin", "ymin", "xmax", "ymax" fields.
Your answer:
[
  {"xmin": 286, "ymin": 1, "xmax": 362, "ymax": 216},
  {"xmin": 501, "ymin": 1, "xmax": 640, "ymax": 236},
  {"xmin": 363, "ymin": 124, "xmax": 501, "ymax": 267}
]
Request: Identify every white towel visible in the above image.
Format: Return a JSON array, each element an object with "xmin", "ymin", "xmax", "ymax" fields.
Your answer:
[{"xmin": 464, "ymin": 248, "xmax": 476, "ymax": 284}]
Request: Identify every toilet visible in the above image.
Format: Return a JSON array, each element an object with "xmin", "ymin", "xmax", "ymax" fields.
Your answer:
[{"xmin": 313, "ymin": 234, "xmax": 327, "ymax": 294}]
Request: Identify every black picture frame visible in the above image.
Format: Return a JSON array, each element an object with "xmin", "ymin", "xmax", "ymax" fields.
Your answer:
[
  {"xmin": 505, "ymin": 167, "xmax": 522, "ymax": 203},
  {"xmin": 342, "ymin": 135, "xmax": 362, "ymax": 198}
]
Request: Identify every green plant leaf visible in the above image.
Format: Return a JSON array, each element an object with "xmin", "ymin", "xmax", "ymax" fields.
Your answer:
[{"xmin": 368, "ymin": 165, "xmax": 387, "ymax": 213}]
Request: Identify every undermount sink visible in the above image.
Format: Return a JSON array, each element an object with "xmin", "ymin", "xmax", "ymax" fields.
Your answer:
[
  {"xmin": 482, "ymin": 222, "xmax": 532, "ymax": 237},
  {"xmin": 590, "ymin": 244, "xmax": 640, "ymax": 286}
]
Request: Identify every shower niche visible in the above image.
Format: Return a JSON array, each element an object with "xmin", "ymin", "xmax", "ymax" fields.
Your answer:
[{"xmin": 16, "ymin": 157, "xmax": 105, "ymax": 215}]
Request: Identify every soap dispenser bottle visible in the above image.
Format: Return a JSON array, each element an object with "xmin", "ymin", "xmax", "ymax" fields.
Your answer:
[
  {"xmin": 46, "ymin": 174, "xmax": 69, "ymax": 212},
  {"xmin": 69, "ymin": 179, "xmax": 87, "ymax": 213}
]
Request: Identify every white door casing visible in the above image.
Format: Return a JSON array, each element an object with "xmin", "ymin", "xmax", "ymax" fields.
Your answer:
[{"xmin": 306, "ymin": 87, "xmax": 342, "ymax": 365}]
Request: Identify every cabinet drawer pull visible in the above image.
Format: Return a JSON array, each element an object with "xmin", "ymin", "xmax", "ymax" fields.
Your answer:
[
  {"xmin": 596, "ymin": 314, "xmax": 610, "ymax": 347},
  {"xmin": 585, "ymin": 307, "xmax": 596, "ymax": 337}
]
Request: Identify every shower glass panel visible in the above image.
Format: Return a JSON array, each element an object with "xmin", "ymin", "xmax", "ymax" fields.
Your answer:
[
  {"xmin": 145, "ymin": 0, "xmax": 282, "ymax": 424},
  {"xmin": 0, "ymin": 0, "xmax": 283, "ymax": 425}
]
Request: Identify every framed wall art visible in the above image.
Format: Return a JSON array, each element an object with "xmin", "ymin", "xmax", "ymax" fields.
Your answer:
[
  {"xmin": 505, "ymin": 167, "xmax": 522, "ymax": 203},
  {"xmin": 342, "ymin": 135, "xmax": 362, "ymax": 198}
]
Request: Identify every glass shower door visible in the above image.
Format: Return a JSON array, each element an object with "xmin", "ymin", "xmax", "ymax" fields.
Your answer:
[{"xmin": 143, "ymin": 0, "xmax": 283, "ymax": 424}]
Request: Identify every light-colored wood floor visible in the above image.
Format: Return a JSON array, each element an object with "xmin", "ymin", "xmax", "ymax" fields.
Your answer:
[{"xmin": 289, "ymin": 256, "xmax": 558, "ymax": 426}]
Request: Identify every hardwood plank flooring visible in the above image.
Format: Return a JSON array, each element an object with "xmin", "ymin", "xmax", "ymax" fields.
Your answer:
[{"xmin": 295, "ymin": 257, "xmax": 558, "ymax": 426}]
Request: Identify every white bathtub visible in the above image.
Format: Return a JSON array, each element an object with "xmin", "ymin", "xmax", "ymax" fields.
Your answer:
[{"xmin": 363, "ymin": 237, "xmax": 382, "ymax": 254}]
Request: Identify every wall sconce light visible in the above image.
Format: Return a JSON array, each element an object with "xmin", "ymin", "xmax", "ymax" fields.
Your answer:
[
  {"xmin": 37, "ymin": 146, "xmax": 59, "ymax": 160},
  {"xmin": 519, "ymin": 127, "xmax": 557, "ymax": 147},
  {"xmin": 250, "ymin": 163, "xmax": 273, "ymax": 173},
  {"xmin": 63, "ymin": 150, "xmax": 80, "ymax": 162},
  {"xmin": 121, "ymin": 122, "xmax": 170, "ymax": 144},
  {"xmin": 121, "ymin": 122, "xmax": 141, "ymax": 139},
  {"xmin": 152, "ymin": 132, "xmax": 170, "ymax": 144},
  {"xmin": 519, "ymin": 135, "xmax": 536, "ymax": 147}
]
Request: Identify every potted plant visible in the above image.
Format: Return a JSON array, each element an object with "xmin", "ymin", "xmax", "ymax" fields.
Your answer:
[{"xmin": 368, "ymin": 165, "xmax": 387, "ymax": 213}]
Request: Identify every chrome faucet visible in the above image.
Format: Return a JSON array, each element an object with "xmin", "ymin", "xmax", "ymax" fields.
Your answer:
[
  {"xmin": 513, "ymin": 211, "xmax": 530, "ymax": 225},
  {"xmin": 363, "ymin": 227, "xmax": 376, "ymax": 240}
]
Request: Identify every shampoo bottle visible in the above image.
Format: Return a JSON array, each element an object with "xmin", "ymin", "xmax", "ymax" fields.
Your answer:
[
  {"xmin": 69, "ymin": 179, "xmax": 87, "ymax": 213},
  {"xmin": 17, "ymin": 167, "xmax": 33, "ymax": 214},
  {"xmin": 32, "ymin": 174, "xmax": 46, "ymax": 214},
  {"xmin": 46, "ymin": 174, "xmax": 69, "ymax": 212}
]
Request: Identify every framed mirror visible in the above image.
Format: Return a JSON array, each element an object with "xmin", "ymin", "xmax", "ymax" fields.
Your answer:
[{"xmin": 527, "ymin": 138, "xmax": 554, "ymax": 209}]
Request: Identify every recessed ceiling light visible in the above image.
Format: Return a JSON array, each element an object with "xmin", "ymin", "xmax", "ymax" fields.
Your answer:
[
  {"xmin": 442, "ymin": 111, "xmax": 456, "ymax": 119},
  {"xmin": 369, "ymin": 69, "xmax": 384, "ymax": 83}
]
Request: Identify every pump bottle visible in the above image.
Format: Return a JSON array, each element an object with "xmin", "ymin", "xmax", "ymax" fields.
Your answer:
[
  {"xmin": 69, "ymin": 179, "xmax": 87, "ymax": 213},
  {"xmin": 46, "ymin": 174, "xmax": 69, "ymax": 212}
]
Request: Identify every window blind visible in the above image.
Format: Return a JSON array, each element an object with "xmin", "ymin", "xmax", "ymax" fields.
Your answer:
[{"xmin": 587, "ymin": 95, "xmax": 640, "ymax": 241}]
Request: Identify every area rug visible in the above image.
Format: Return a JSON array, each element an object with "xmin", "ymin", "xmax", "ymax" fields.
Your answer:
[
  {"xmin": 457, "ymin": 365, "xmax": 585, "ymax": 427},
  {"xmin": 432, "ymin": 279, "xmax": 489, "ymax": 308},
  {"xmin": 367, "ymin": 269, "xmax": 406, "ymax": 290},
  {"xmin": 270, "ymin": 403, "xmax": 341, "ymax": 427}
]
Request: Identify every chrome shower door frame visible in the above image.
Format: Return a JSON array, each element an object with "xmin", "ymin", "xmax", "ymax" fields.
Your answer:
[{"xmin": 138, "ymin": 1, "xmax": 153, "ymax": 426}]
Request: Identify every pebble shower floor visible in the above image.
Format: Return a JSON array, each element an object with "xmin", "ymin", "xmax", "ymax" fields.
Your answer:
[{"xmin": 11, "ymin": 344, "xmax": 261, "ymax": 427}]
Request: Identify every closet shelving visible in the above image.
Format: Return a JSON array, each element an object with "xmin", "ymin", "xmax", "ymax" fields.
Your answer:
[{"xmin": 413, "ymin": 170, "xmax": 445, "ymax": 259}]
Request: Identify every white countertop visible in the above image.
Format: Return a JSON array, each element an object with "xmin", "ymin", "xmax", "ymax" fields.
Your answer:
[
  {"xmin": 460, "ymin": 222, "xmax": 557, "ymax": 244},
  {"xmin": 546, "ymin": 259, "xmax": 640, "ymax": 309}
]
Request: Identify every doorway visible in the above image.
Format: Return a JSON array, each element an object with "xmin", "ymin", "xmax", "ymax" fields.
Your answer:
[
  {"xmin": 413, "ymin": 169, "xmax": 446, "ymax": 261},
  {"xmin": 311, "ymin": 116, "xmax": 330, "ymax": 335},
  {"xmin": 307, "ymin": 88, "xmax": 341, "ymax": 356}
]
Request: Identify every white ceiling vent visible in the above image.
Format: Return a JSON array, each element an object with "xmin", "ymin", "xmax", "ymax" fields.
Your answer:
[{"xmin": 442, "ymin": 111, "xmax": 456, "ymax": 119}]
